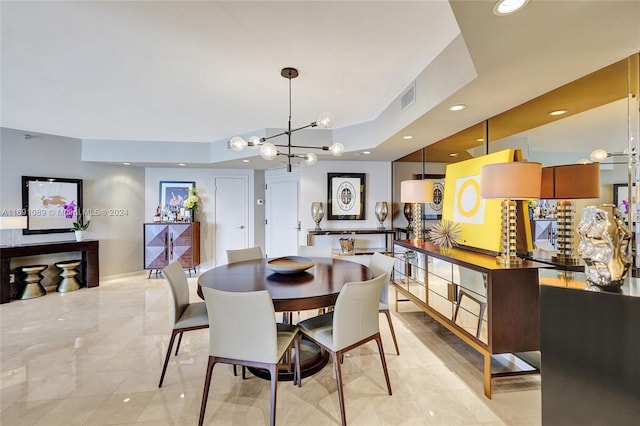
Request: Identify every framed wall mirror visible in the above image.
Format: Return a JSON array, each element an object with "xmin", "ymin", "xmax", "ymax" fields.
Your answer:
[{"xmin": 392, "ymin": 54, "xmax": 639, "ymax": 265}]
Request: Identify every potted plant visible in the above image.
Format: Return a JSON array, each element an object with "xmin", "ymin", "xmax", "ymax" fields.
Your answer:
[
  {"xmin": 183, "ymin": 188, "xmax": 199, "ymax": 221},
  {"xmin": 72, "ymin": 213, "xmax": 90, "ymax": 241}
]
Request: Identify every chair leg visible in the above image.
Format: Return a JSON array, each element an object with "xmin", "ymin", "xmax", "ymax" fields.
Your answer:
[
  {"xmin": 158, "ymin": 329, "xmax": 178, "ymax": 388},
  {"xmin": 374, "ymin": 335, "xmax": 392, "ymax": 396},
  {"xmin": 232, "ymin": 365, "xmax": 247, "ymax": 379},
  {"xmin": 294, "ymin": 334, "xmax": 302, "ymax": 388},
  {"xmin": 332, "ymin": 351, "xmax": 347, "ymax": 426},
  {"xmin": 268, "ymin": 364, "xmax": 278, "ymax": 426},
  {"xmin": 382, "ymin": 309, "xmax": 400, "ymax": 355},
  {"xmin": 174, "ymin": 331, "xmax": 184, "ymax": 356},
  {"xmin": 198, "ymin": 357, "xmax": 216, "ymax": 426}
]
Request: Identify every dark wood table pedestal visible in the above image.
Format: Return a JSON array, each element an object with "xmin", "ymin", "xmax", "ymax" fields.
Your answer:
[{"xmin": 197, "ymin": 257, "xmax": 373, "ymax": 381}]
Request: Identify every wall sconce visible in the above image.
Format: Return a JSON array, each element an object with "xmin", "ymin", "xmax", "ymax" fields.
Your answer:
[
  {"xmin": 480, "ymin": 161, "xmax": 542, "ymax": 265},
  {"xmin": 541, "ymin": 163, "xmax": 600, "ymax": 264},
  {"xmin": 401, "ymin": 180, "xmax": 434, "ymax": 241},
  {"xmin": 0, "ymin": 216, "xmax": 27, "ymax": 246}
]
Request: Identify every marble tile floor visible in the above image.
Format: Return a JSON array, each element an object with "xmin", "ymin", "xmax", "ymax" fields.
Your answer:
[{"xmin": 0, "ymin": 272, "xmax": 540, "ymax": 425}]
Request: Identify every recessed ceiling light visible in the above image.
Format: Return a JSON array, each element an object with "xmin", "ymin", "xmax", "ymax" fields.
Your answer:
[
  {"xmin": 493, "ymin": 0, "xmax": 529, "ymax": 16},
  {"xmin": 549, "ymin": 109, "xmax": 568, "ymax": 116},
  {"xmin": 178, "ymin": 163, "xmax": 186, "ymax": 166},
  {"xmin": 123, "ymin": 162, "xmax": 131, "ymax": 166},
  {"xmin": 363, "ymin": 151, "xmax": 371, "ymax": 155},
  {"xmin": 402, "ymin": 135, "xmax": 413, "ymax": 140},
  {"xmin": 449, "ymin": 153, "xmax": 459, "ymax": 157},
  {"xmin": 476, "ymin": 138, "xmax": 484, "ymax": 142},
  {"xmin": 242, "ymin": 159, "xmax": 250, "ymax": 163},
  {"xmin": 449, "ymin": 104, "xmax": 466, "ymax": 111}
]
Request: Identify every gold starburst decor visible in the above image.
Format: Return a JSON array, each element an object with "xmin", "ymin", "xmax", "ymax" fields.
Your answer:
[{"xmin": 429, "ymin": 220, "xmax": 462, "ymax": 249}]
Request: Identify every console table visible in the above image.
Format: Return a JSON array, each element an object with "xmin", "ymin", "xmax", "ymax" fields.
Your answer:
[
  {"xmin": 393, "ymin": 240, "xmax": 545, "ymax": 398},
  {"xmin": 306, "ymin": 229, "xmax": 396, "ymax": 255},
  {"xmin": 0, "ymin": 240, "xmax": 99, "ymax": 304}
]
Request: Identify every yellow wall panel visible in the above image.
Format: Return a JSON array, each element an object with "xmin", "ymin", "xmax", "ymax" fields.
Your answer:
[{"xmin": 442, "ymin": 149, "xmax": 533, "ymax": 254}]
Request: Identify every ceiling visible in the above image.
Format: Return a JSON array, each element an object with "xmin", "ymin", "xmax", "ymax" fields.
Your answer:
[{"xmin": 2, "ymin": 1, "xmax": 639, "ymax": 169}]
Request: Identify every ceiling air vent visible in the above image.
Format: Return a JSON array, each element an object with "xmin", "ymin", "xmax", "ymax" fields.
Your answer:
[{"xmin": 400, "ymin": 82, "xmax": 416, "ymax": 112}]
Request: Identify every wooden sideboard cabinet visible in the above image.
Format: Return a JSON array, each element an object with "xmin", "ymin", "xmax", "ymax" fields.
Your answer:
[
  {"xmin": 393, "ymin": 240, "xmax": 545, "ymax": 398},
  {"xmin": 144, "ymin": 222, "xmax": 200, "ymax": 276}
]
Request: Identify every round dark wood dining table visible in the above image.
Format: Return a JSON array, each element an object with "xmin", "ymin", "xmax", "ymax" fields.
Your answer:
[
  {"xmin": 197, "ymin": 257, "xmax": 373, "ymax": 312},
  {"xmin": 197, "ymin": 256, "xmax": 373, "ymax": 381}
]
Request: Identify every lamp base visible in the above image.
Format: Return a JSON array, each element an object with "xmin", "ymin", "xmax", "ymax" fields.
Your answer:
[
  {"xmin": 496, "ymin": 254, "xmax": 523, "ymax": 266},
  {"xmin": 552, "ymin": 254, "xmax": 582, "ymax": 265},
  {"xmin": 412, "ymin": 202, "xmax": 422, "ymax": 241}
]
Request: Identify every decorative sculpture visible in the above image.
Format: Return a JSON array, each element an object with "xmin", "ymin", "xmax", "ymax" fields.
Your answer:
[
  {"xmin": 577, "ymin": 204, "xmax": 631, "ymax": 289},
  {"xmin": 429, "ymin": 219, "xmax": 462, "ymax": 250}
]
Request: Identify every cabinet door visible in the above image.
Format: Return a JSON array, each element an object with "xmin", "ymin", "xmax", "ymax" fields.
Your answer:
[
  {"xmin": 145, "ymin": 224, "xmax": 169, "ymax": 269},
  {"xmin": 453, "ymin": 265, "xmax": 488, "ymax": 343},
  {"xmin": 427, "ymin": 257, "xmax": 454, "ymax": 319},
  {"xmin": 169, "ymin": 224, "xmax": 194, "ymax": 268}
]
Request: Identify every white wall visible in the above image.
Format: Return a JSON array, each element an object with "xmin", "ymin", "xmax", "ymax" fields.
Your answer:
[
  {"xmin": 1, "ymin": 128, "xmax": 145, "ymax": 278},
  {"xmin": 299, "ymin": 160, "xmax": 392, "ymax": 247},
  {"xmin": 144, "ymin": 167, "xmax": 265, "ymax": 270}
]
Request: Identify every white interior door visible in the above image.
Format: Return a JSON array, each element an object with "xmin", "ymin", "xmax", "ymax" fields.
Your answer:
[
  {"xmin": 214, "ymin": 176, "xmax": 248, "ymax": 265},
  {"xmin": 265, "ymin": 177, "xmax": 299, "ymax": 258}
]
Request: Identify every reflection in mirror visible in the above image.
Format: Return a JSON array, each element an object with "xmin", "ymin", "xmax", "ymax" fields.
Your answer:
[
  {"xmin": 487, "ymin": 99, "xmax": 629, "ymax": 256},
  {"xmin": 393, "ymin": 54, "xmax": 638, "ymax": 269}
]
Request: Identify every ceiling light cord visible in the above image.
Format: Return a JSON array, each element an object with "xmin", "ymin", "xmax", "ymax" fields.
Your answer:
[{"xmin": 228, "ymin": 67, "xmax": 344, "ymax": 172}]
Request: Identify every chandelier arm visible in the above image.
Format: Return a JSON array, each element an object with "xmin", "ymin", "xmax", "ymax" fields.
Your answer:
[
  {"xmin": 261, "ymin": 131, "xmax": 289, "ymax": 142},
  {"xmin": 269, "ymin": 143, "xmax": 329, "ymax": 151},
  {"xmin": 289, "ymin": 122, "xmax": 318, "ymax": 133}
]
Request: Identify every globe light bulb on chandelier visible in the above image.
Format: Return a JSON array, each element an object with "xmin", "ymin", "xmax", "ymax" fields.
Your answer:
[{"xmin": 228, "ymin": 67, "xmax": 344, "ymax": 172}]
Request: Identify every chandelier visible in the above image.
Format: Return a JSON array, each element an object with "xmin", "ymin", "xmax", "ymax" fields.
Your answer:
[{"xmin": 229, "ymin": 67, "xmax": 345, "ymax": 172}]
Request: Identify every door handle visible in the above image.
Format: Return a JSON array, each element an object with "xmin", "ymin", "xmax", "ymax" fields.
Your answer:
[
  {"xmin": 238, "ymin": 225, "xmax": 245, "ymax": 229},
  {"xmin": 295, "ymin": 221, "xmax": 301, "ymax": 231}
]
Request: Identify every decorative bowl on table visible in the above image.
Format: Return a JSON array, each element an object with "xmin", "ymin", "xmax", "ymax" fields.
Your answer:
[{"xmin": 266, "ymin": 256, "xmax": 315, "ymax": 274}]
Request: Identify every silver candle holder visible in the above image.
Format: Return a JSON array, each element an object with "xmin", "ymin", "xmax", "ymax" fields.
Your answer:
[
  {"xmin": 311, "ymin": 202, "xmax": 324, "ymax": 231},
  {"xmin": 375, "ymin": 201, "xmax": 388, "ymax": 230}
]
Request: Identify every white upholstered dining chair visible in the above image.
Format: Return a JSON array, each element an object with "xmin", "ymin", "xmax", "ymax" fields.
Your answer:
[
  {"xmin": 368, "ymin": 252, "xmax": 400, "ymax": 355},
  {"xmin": 225, "ymin": 245, "xmax": 265, "ymax": 377},
  {"xmin": 198, "ymin": 287, "xmax": 300, "ymax": 426},
  {"xmin": 158, "ymin": 261, "xmax": 209, "ymax": 388},
  {"xmin": 226, "ymin": 246, "xmax": 263, "ymax": 264},
  {"xmin": 297, "ymin": 273, "xmax": 392, "ymax": 426}
]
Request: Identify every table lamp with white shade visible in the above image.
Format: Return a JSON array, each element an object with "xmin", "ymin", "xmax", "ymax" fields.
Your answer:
[
  {"xmin": 0, "ymin": 216, "xmax": 27, "ymax": 247},
  {"xmin": 401, "ymin": 180, "xmax": 434, "ymax": 240},
  {"xmin": 480, "ymin": 161, "xmax": 542, "ymax": 265}
]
